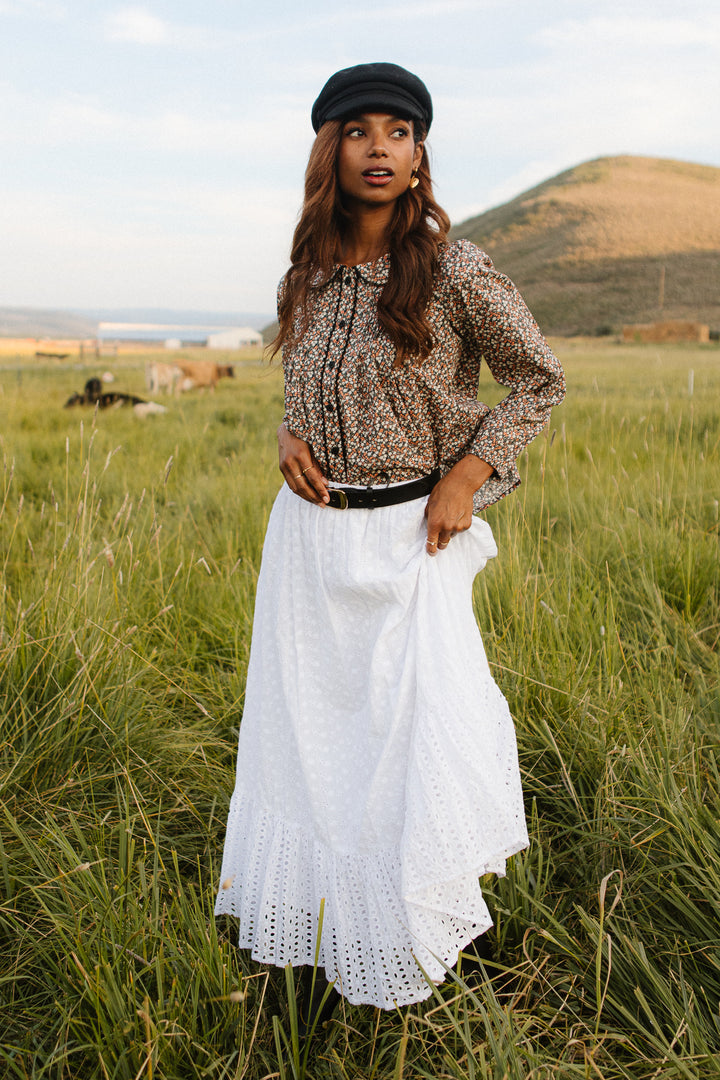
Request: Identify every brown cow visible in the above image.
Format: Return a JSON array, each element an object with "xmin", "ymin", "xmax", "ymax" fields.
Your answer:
[{"xmin": 174, "ymin": 360, "xmax": 234, "ymax": 391}]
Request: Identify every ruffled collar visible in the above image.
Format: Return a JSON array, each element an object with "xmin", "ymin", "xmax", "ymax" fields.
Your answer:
[
  {"xmin": 347, "ymin": 253, "xmax": 390, "ymax": 285},
  {"xmin": 312, "ymin": 253, "xmax": 390, "ymax": 288}
]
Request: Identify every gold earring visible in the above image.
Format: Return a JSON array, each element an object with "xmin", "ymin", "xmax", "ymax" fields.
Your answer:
[{"xmin": 409, "ymin": 171, "xmax": 419, "ymax": 189}]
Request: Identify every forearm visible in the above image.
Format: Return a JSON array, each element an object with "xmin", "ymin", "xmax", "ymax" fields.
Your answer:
[{"xmin": 446, "ymin": 453, "xmax": 494, "ymax": 494}]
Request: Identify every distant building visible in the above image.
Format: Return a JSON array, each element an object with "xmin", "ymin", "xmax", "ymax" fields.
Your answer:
[
  {"xmin": 99, "ymin": 322, "xmax": 210, "ymax": 344},
  {"xmin": 98, "ymin": 322, "xmax": 264, "ymax": 346},
  {"xmin": 206, "ymin": 327, "xmax": 263, "ymax": 349}
]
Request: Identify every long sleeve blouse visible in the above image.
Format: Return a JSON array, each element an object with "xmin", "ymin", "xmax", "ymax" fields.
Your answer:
[{"xmin": 281, "ymin": 239, "xmax": 565, "ymax": 511}]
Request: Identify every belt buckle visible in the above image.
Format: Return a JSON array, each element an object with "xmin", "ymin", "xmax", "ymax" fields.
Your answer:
[{"xmin": 328, "ymin": 488, "xmax": 349, "ymax": 510}]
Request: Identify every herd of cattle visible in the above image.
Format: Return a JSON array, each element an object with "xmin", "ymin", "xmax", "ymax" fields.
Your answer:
[{"xmin": 64, "ymin": 360, "xmax": 235, "ymax": 416}]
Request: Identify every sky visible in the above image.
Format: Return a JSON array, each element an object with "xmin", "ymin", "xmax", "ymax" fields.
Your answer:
[{"xmin": 1, "ymin": 0, "xmax": 718, "ymax": 316}]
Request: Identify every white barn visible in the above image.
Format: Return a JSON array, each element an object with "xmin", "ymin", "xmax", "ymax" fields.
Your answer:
[{"xmin": 206, "ymin": 327, "xmax": 262, "ymax": 349}]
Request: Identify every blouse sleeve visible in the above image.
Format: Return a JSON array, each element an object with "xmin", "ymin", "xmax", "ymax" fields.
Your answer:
[
  {"xmin": 445, "ymin": 241, "xmax": 566, "ymax": 509},
  {"xmin": 277, "ymin": 274, "xmax": 294, "ymax": 432}
]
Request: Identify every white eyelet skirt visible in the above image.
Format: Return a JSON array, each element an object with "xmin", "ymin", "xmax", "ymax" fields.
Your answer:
[{"xmin": 214, "ymin": 484, "xmax": 528, "ymax": 1009}]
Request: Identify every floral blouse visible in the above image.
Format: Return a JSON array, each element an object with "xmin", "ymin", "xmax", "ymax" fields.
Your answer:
[{"xmin": 281, "ymin": 239, "xmax": 565, "ymax": 511}]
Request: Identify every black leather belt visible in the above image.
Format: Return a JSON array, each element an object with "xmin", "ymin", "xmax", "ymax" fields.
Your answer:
[{"xmin": 326, "ymin": 470, "xmax": 439, "ymax": 510}]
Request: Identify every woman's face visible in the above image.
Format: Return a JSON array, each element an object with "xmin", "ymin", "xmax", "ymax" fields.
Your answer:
[{"xmin": 336, "ymin": 113, "xmax": 423, "ymax": 210}]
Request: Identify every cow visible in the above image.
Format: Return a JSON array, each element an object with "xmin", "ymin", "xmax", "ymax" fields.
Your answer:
[
  {"xmin": 146, "ymin": 361, "xmax": 181, "ymax": 394},
  {"xmin": 64, "ymin": 377, "xmax": 167, "ymax": 416},
  {"xmin": 174, "ymin": 360, "xmax": 234, "ymax": 391}
]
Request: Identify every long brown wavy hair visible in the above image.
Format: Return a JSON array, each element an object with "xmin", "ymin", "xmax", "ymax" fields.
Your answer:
[{"xmin": 272, "ymin": 118, "xmax": 450, "ymax": 364}]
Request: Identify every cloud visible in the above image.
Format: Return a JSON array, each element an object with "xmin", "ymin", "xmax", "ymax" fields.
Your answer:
[
  {"xmin": 103, "ymin": 5, "xmax": 220, "ymax": 49},
  {"xmin": 309, "ymin": 0, "xmax": 490, "ymax": 21},
  {"xmin": 105, "ymin": 6, "xmax": 168, "ymax": 44},
  {"xmin": 0, "ymin": 0, "xmax": 65, "ymax": 16},
  {"xmin": 430, "ymin": 35, "xmax": 720, "ymax": 224},
  {"xmin": 102, "ymin": 0, "xmax": 491, "ymax": 55},
  {"xmin": 538, "ymin": 14, "xmax": 720, "ymax": 50},
  {"xmin": 0, "ymin": 82, "xmax": 312, "ymax": 167},
  {"xmin": 0, "ymin": 178, "xmax": 300, "ymax": 308}
]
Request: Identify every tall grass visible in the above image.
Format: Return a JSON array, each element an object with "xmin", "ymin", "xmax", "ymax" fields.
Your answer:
[{"xmin": 0, "ymin": 343, "xmax": 718, "ymax": 1078}]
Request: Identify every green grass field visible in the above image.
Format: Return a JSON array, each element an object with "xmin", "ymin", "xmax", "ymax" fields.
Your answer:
[{"xmin": 0, "ymin": 342, "xmax": 718, "ymax": 1079}]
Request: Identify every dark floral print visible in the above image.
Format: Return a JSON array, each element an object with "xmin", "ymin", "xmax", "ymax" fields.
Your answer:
[{"xmin": 281, "ymin": 239, "xmax": 565, "ymax": 511}]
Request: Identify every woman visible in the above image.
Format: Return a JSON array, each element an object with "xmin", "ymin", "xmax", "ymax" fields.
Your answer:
[{"xmin": 215, "ymin": 62, "xmax": 565, "ymax": 1013}]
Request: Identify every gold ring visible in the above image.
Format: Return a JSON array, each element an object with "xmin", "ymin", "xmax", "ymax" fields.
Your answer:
[
  {"xmin": 301, "ymin": 466, "xmax": 312, "ymax": 475},
  {"xmin": 438, "ymin": 542, "xmax": 449, "ymax": 549}
]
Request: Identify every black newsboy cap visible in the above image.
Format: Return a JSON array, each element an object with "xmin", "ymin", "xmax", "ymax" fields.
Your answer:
[{"xmin": 311, "ymin": 62, "xmax": 432, "ymax": 134}]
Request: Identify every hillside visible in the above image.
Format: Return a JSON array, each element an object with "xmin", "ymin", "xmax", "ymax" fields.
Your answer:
[
  {"xmin": 0, "ymin": 308, "xmax": 274, "ymax": 339},
  {"xmin": 0, "ymin": 307, "xmax": 96, "ymax": 339},
  {"xmin": 449, "ymin": 156, "xmax": 720, "ymax": 335}
]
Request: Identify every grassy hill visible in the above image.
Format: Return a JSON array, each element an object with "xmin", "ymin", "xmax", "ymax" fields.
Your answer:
[
  {"xmin": 0, "ymin": 307, "xmax": 97, "ymax": 339},
  {"xmin": 450, "ymin": 156, "xmax": 720, "ymax": 335}
]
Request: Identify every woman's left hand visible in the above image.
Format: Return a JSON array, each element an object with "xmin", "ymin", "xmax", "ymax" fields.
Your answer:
[{"xmin": 424, "ymin": 455, "xmax": 494, "ymax": 556}]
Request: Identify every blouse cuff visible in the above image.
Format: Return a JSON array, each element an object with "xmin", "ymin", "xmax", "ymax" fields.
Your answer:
[
  {"xmin": 472, "ymin": 464, "xmax": 521, "ymax": 512},
  {"xmin": 467, "ymin": 434, "xmax": 517, "ymax": 484}
]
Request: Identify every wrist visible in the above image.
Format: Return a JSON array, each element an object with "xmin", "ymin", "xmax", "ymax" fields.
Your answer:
[{"xmin": 449, "ymin": 454, "xmax": 494, "ymax": 493}]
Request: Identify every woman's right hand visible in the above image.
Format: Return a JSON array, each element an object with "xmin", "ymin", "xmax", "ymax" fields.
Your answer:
[{"xmin": 277, "ymin": 423, "xmax": 330, "ymax": 505}]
